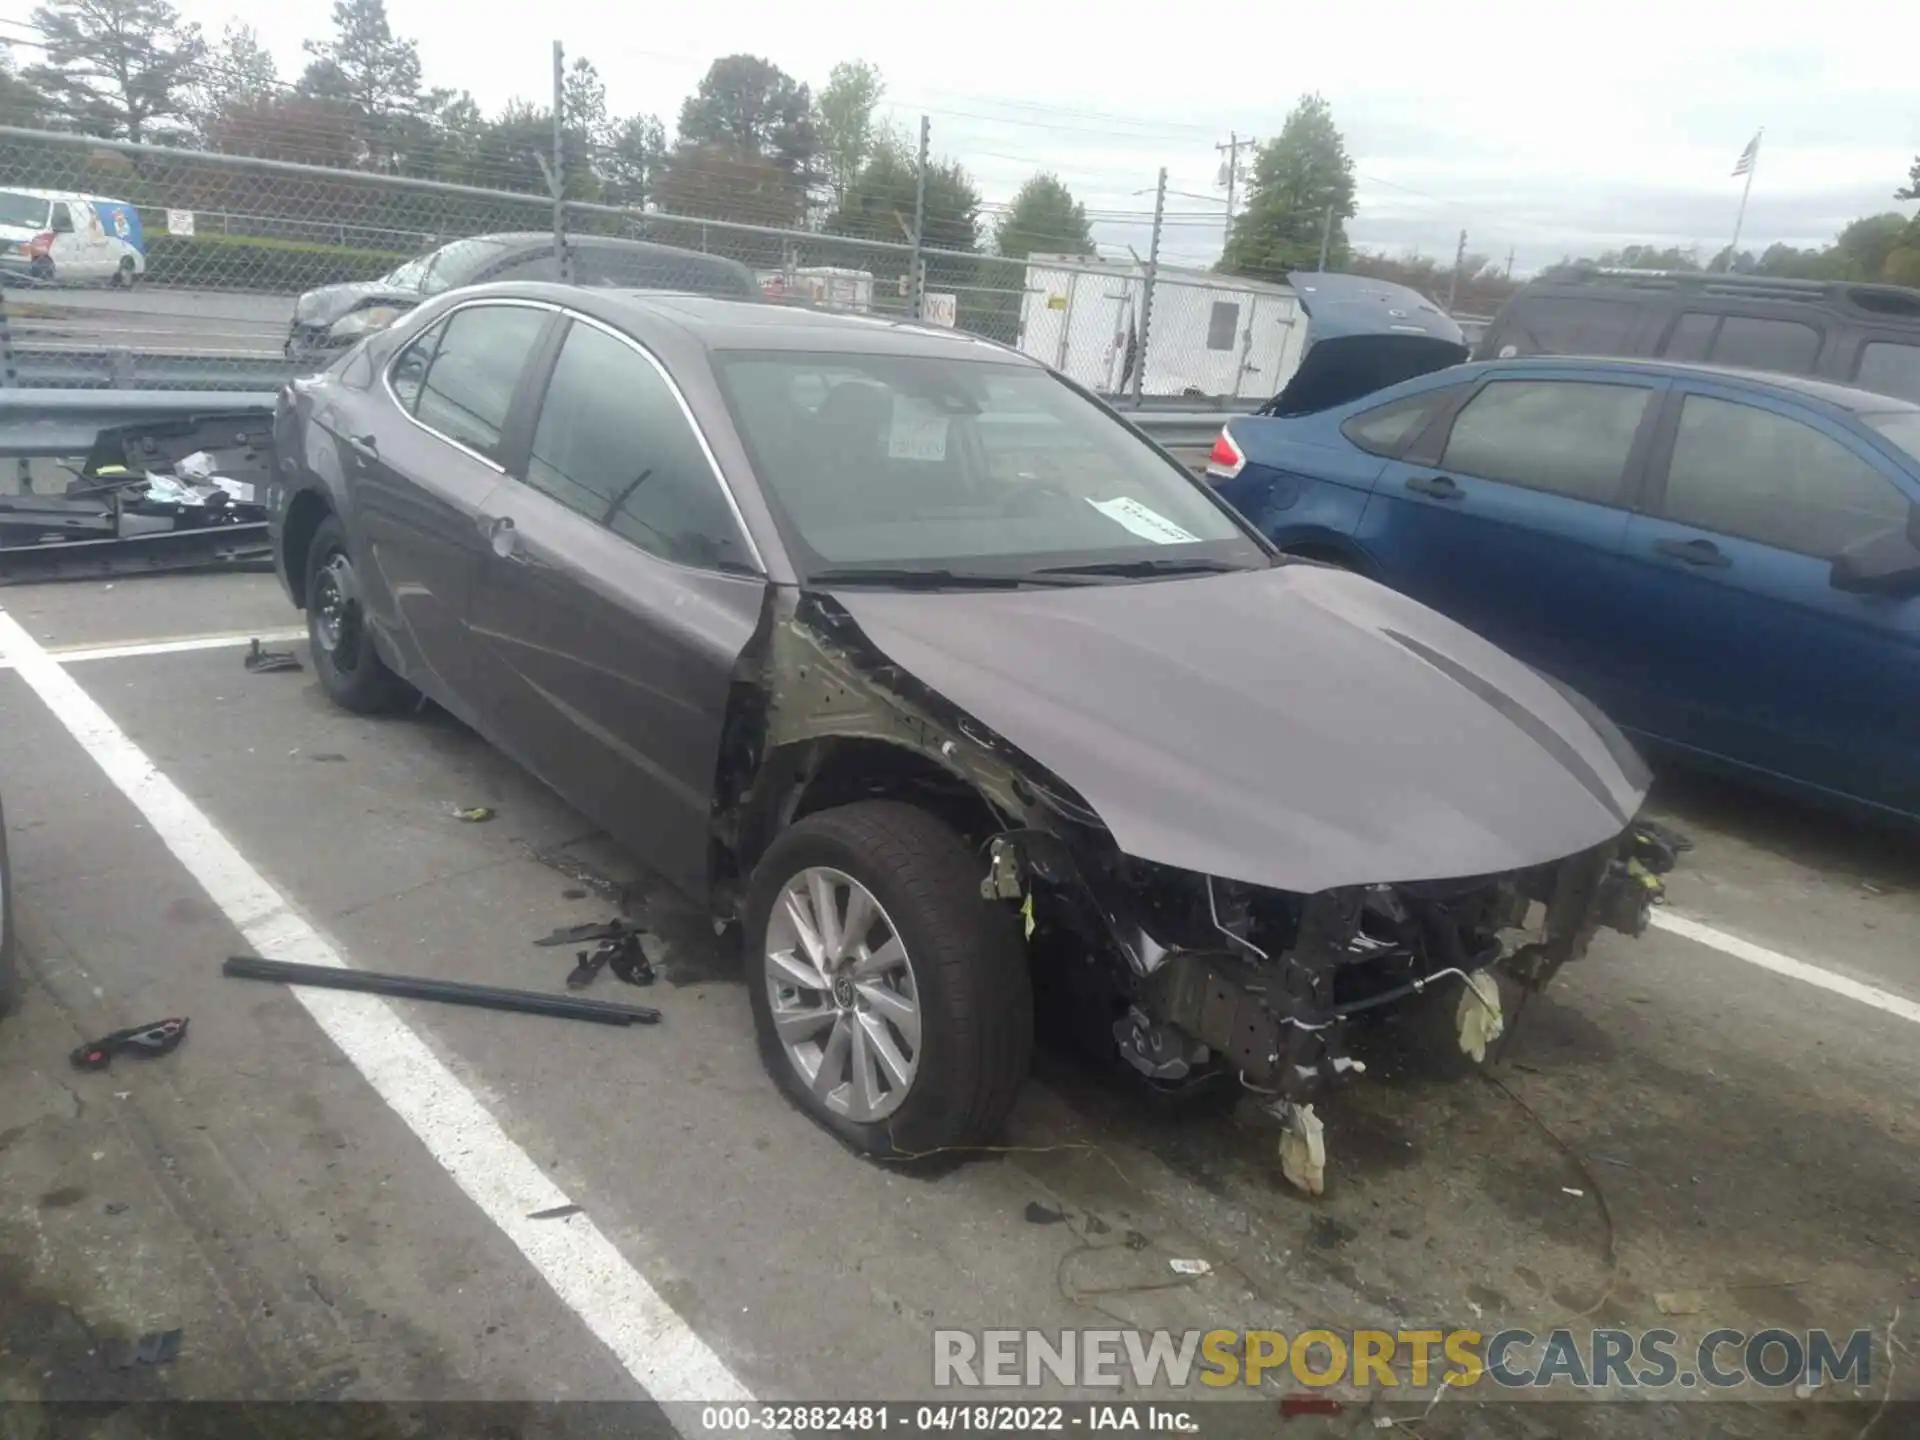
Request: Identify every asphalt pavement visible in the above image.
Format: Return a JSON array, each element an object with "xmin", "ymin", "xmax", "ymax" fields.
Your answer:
[{"xmin": 0, "ymin": 573, "xmax": 1915, "ymax": 1438}]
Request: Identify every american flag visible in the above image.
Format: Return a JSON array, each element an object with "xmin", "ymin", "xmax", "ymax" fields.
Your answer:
[{"xmin": 1732, "ymin": 132, "xmax": 1762, "ymax": 177}]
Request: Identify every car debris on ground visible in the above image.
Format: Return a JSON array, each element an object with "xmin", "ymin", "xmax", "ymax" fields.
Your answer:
[
  {"xmin": 222, "ymin": 955, "xmax": 660, "ymax": 1026},
  {"xmin": 0, "ymin": 413, "xmax": 274, "ymax": 584},
  {"xmin": 69, "ymin": 1017, "xmax": 188, "ymax": 1071},
  {"xmin": 242, "ymin": 638, "xmax": 300, "ymax": 673},
  {"xmin": 103, "ymin": 1329, "xmax": 184, "ymax": 1370}
]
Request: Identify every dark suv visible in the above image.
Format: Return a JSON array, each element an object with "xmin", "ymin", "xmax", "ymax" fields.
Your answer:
[{"xmin": 1473, "ymin": 266, "xmax": 1920, "ymax": 403}]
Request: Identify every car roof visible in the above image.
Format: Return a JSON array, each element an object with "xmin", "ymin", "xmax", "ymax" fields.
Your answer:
[
  {"xmin": 458, "ymin": 283, "xmax": 1037, "ymax": 363},
  {"xmin": 1465, "ymin": 354, "xmax": 1920, "ymax": 415}
]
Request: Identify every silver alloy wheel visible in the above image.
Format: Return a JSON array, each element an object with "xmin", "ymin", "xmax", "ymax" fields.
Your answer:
[{"xmin": 764, "ymin": 865, "xmax": 921, "ymax": 1122}]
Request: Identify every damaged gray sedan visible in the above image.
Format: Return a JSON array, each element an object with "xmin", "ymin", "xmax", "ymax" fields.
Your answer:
[{"xmin": 269, "ymin": 286, "xmax": 1658, "ymax": 1189}]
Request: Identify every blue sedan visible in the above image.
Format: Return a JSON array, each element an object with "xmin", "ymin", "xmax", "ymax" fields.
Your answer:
[{"xmin": 1211, "ymin": 355, "xmax": 1920, "ymax": 822}]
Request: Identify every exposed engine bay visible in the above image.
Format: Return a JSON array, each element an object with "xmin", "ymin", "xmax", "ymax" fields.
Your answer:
[{"xmin": 718, "ymin": 583, "xmax": 1668, "ymax": 1193}]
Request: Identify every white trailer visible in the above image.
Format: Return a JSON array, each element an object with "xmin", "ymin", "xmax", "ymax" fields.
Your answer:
[{"xmin": 1015, "ymin": 256, "xmax": 1307, "ymax": 401}]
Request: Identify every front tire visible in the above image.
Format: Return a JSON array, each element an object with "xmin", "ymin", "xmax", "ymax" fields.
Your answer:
[
  {"xmin": 304, "ymin": 514, "xmax": 408, "ymax": 714},
  {"xmin": 747, "ymin": 802, "xmax": 1032, "ymax": 1157}
]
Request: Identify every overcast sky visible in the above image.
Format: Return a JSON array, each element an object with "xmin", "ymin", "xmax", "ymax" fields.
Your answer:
[{"xmin": 169, "ymin": 0, "xmax": 1916, "ymax": 277}]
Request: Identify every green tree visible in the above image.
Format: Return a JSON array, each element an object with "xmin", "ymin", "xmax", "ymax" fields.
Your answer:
[
  {"xmin": 994, "ymin": 173, "xmax": 1094, "ymax": 258},
  {"xmin": 300, "ymin": 0, "xmax": 423, "ymax": 169},
  {"xmin": 1896, "ymin": 156, "xmax": 1919, "ymax": 203},
  {"xmin": 1220, "ymin": 94, "xmax": 1355, "ymax": 280},
  {"xmin": 599, "ymin": 113, "xmax": 666, "ymax": 209},
  {"xmin": 677, "ymin": 54, "xmax": 817, "ymax": 187},
  {"xmin": 825, "ymin": 145, "xmax": 979, "ymax": 253},
  {"xmin": 185, "ymin": 20, "xmax": 277, "ymax": 138},
  {"xmin": 815, "ymin": 60, "xmax": 884, "ymax": 207},
  {"xmin": 0, "ymin": 44, "xmax": 51, "ymax": 126},
  {"xmin": 24, "ymin": 0, "xmax": 207, "ymax": 143},
  {"xmin": 1594, "ymin": 244, "xmax": 1703, "ymax": 270}
]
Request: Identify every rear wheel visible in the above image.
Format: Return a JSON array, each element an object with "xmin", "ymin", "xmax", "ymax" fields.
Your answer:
[
  {"xmin": 305, "ymin": 514, "xmax": 408, "ymax": 714},
  {"xmin": 113, "ymin": 257, "xmax": 137, "ymax": 288},
  {"xmin": 747, "ymin": 802, "xmax": 1032, "ymax": 1157}
]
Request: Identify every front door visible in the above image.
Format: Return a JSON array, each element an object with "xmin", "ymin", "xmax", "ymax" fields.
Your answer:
[
  {"xmin": 1616, "ymin": 384, "xmax": 1920, "ymax": 814},
  {"xmin": 468, "ymin": 314, "xmax": 765, "ymax": 896},
  {"xmin": 1356, "ymin": 373, "xmax": 1662, "ymax": 718},
  {"xmin": 338, "ymin": 300, "xmax": 554, "ymax": 701}
]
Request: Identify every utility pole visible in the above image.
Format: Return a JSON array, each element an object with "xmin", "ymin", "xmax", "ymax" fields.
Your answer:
[
  {"xmin": 1132, "ymin": 166, "xmax": 1167, "ymax": 405},
  {"xmin": 550, "ymin": 41, "xmax": 568, "ymax": 282},
  {"xmin": 1727, "ymin": 127, "xmax": 1763, "ymax": 271},
  {"xmin": 1215, "ymin": 132, "xmax": 1255, "ymax": 244},
  {"xmin": 1316, "ymin": 204, "xmax": 1334, "ymax": 272},
  {"xmin": 1447, "ymin": 228, "xmax": 1467, "ymax": 312},
  {"xmin": 909, "ymin": 115, "xmax": 930, "ymax": 321},
  {"xmin": 1504, "ymin": 246, "xmax": 1515, "ymax": 281}
]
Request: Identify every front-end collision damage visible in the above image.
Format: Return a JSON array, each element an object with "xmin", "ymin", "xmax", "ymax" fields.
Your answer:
[{"xmin": 716, "ymin": 587, "xmax": 1666, "ymax": 1194}]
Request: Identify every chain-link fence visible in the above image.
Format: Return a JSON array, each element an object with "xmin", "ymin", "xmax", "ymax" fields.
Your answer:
[{"xmin": 0, "ymin": 122, "xmax": 1300, "ymax": 403}]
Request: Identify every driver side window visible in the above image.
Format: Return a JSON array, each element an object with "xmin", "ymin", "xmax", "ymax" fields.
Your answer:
[
  {"xmin": 523, "ymin": 319, "xmax": 753, "ymax": 572},
  {"xmin": 1659, "ymin": 395, "xmax": 1909, "ymax": 558}
]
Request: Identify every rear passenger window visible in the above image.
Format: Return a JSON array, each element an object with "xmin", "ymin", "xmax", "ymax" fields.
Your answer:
[
  {"xmin": 1342, "ymin": 388, "xmax": 1458, "ymax": 457},
  {"xmin": 1494, "ymin": 298, "xmax": 1640, "ymax": 358},
  {"xmin": 1708, "ymin": 316, "xmax": 1820, "ymax": 374},
  {"xmin": 1660, "ymin": 395, "xmax": 1909, "ymax": 557},
  {"xmin": 387, "ymin": 320, "xmax": 445, "ymax": 412},
  {"xmin": 1661, "ymin": 312, "xmax": 1720, "ymax": 363},
  {"xmin": 413, "ymin": 305, "xmax": 549, "ymax": 462},
  {"xmin": 1855, "ymin": 342, "xmax": 1920, "ymax": 402},
  {"xmin": 1439, "ymin": 380, "xmax": 1651, "ymax": 504},
  {"xmin": 525, "ymin": 320, "xmax": 753, "ymax": 571}
]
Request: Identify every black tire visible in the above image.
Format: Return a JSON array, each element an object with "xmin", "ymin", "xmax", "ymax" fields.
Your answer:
[
  {"xmin": 113, "ymin": 257, "xmax": 136, "ymax": 288},
  {"xmin": 305, "ymin": 514, "xmax": 408, "ymax": 714},
  {"xmin": 746, "ymin": 801, "xmax": 1033, "ymax": 1157}
]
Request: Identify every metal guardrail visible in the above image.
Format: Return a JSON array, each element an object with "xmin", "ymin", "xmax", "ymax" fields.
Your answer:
[{"xmin": 0, "ymin": 389, "xmax": 280, "ymax": 457}]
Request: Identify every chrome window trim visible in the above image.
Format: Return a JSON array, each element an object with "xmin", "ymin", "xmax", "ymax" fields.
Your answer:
[
  {"xmin": 379, "ymin": 297, "xmax": 563, "ymax": 475},
  {"xmin": 552, "ymin": 308, "xmax": 768, "ymax": 576}
]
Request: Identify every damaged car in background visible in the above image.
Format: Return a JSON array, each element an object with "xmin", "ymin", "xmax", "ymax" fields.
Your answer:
[{"xmin": 269, "ymin": 285, "xmax": 1663, "ymax": 1191}]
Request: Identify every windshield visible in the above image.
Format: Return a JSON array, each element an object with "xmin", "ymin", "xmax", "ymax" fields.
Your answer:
[
  {"xmin": 413, "ymin": 236, "xmax": 515, "ymax": 295},
  {"xmin": 0, "ymin": 190, "xmax": 49, "ymax": 230},
  {"xmin": 714, "ymin": 352, "xmax": 1265, "ymax": 579},
  {"xmin": 1863, "ymin": 411, "xmax": 1920, "ymax": 465},
  {"xmin": 384, "ymin": 253, "xmax": 433, "ymax": 291}
]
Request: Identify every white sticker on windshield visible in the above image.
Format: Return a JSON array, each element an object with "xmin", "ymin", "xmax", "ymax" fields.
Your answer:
[
  {"xmin": 888, "ymin": 397, "xmax": 949, "ymax": 461},
  {"xmin": 1088, "ymin": 496, "xmax": 1202, "ymax": 545}
]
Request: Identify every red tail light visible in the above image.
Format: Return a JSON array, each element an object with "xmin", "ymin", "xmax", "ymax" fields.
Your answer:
[{"xmin": 1206, "ymin": 427, "xmax": 1245, "ymax": 480}]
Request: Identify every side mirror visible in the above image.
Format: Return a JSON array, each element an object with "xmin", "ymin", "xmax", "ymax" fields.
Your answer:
[
  {"xmin": 1830, "ymin": 515, "xmax": 1920, "ymax": 596},
  {"xmin": 50, "ymin": 211, "xmax": 73, "ymax": 234}
]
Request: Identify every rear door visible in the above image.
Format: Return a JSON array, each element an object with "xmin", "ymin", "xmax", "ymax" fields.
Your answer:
[
  {"xmin": 1356, "ymin": 373, "xmax": 1663, "ymax": 714},
  {"xmin": 1617, "ymin": 384, "xmax": 1920, "ymax": 813},
  {"xmin": 467, "ymin": 313, "xmax": 766, "ymax": 896},
  {"xmin": 341, "ymin": 299, "xmax": 555, "ymax": 700},
  {"xmin": 46, "ymin": 200, "xmax": 87, "ymax": 280}
]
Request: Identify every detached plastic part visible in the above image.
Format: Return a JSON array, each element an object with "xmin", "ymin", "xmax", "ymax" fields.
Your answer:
[
  {"xmin": 1278, "ymin": 1101, "xmax": 1327, "ymax": 1196},
  {"xmin": 1457, "ymin": 971, "xmax": 1504, "ymax": 1063}
]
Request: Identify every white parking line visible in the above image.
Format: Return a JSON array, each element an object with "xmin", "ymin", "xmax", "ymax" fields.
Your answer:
[
  {"xmin": 0, "ymin": 629, "xmax": 308, "ymax": 668},
  {"xmin": 1650, "ymin": 909, "xmax": 1920, "ymax": 1026},
  {"xmin": 0, "ymin": 610, "xmax": 758, "ymax": 1422}
]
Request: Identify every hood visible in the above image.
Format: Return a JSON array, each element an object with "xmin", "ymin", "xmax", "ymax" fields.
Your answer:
[
  {"xmin": 832, "ymin": 564, "xmax": 1648, "ymax": 895},
  {"xmin": 294, "ymin": 279, "xmax": 420, "ymax": 327},
  {"xmin": 1265, "ymin": 273, "xmax": 1469, "ymax": 416}
]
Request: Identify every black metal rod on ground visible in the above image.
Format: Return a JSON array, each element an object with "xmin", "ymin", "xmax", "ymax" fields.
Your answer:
[{"xmin": 223, "ymin": 956, "xmax": 662, "ymax": 1025}]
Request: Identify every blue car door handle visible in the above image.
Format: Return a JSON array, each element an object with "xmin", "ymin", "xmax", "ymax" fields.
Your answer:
[
  {"xmin": 1654, "ymin": 536, "xmax": 1732, "ymax": 568},
  {"xmin": 1405, "ymin": 474, "xmax": 1463, "ymax": 500}
]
